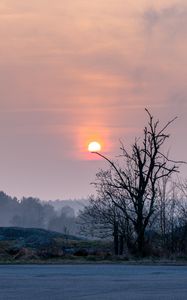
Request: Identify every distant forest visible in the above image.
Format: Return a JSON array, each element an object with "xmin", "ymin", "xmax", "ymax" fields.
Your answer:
[{"xmin": 0, "ymin": 191, "xmax": 87, "ymax": 236}]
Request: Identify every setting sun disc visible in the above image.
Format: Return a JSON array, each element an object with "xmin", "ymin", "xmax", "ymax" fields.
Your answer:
[{"xmin": 88, "ymin": 141, "xmax": 101, "ymax": 152}]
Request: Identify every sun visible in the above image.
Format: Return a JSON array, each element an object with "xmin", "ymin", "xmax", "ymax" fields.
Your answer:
[{"xmin": 88, "ymin": 141, "xmax": 101, "ymax": 152}]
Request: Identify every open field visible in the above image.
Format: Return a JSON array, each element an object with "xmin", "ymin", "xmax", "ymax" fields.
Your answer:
[{"xmin": 0, "ymin": 265, "xmax": 187, "ymax": 299}]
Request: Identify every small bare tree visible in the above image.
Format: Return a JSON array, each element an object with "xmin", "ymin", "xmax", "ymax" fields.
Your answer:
[{"xmin": 79, "ymin": 173, "xmax": 133, "ymax": 255}]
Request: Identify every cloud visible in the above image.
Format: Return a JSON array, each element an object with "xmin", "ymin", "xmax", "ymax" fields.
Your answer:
[{"xmin": 143, "ymin": 3, "xmax": 187, "ymax": 37}]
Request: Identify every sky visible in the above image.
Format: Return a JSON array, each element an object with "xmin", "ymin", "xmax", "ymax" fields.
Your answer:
[{"xmin": 0, "ymin": 0, "xmax": 187, "ymax": 200}]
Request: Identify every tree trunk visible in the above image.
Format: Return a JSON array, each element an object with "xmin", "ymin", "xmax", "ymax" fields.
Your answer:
[
  {"xmin": 137, "ymin": 232, "xmax": 145, "ymax": 256},
  {"xmin": 136, "ymin": 225, "xmax": 145, "ymax": 257},
  {"xmin": 119, "ymin": 235, "xmax": 124, "ymax": 255},
  {"xmin": 113, "ymin": 221, "xmax": 119, "ymax": 255}
]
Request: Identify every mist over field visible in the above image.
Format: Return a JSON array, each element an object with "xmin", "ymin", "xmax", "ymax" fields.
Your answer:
[{"xmin": 0, "ymin": 191, "xmax": 88, "ymax": 236}]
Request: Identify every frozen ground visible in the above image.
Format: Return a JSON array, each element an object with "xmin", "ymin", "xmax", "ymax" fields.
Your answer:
[{"xmin": 0, "ymin": 264, "xmax": 186, "ymax": 299}]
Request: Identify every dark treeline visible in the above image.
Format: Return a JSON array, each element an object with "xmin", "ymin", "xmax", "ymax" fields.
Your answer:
[
  {"xmin": 79, "ymin": 178, "xmax": 187, "ymax": 257},
  {"xmin": 0, "ymin": 182, "xmax": 187, "ymax": 258},
  {"xmin": 0, "ymin": 192, "xmax": 86, "ymax": 236}
]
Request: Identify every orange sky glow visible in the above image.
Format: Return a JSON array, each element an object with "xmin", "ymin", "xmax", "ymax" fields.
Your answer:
[{"xmin": 0, "ymin": 0, "xmax": 187, "ymax": 199}]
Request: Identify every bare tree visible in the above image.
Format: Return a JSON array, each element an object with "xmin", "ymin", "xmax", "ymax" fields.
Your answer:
[
  {"xmin": 177, "ymin": 179, "xmax": 187, "ymax": 218},
  {"xmin": 79, "ymin": 172, "xmax": 133, "ymax": 255},
  {"xmin": 156, "ymin": 167, "xmax": 174, "ymax": 251},
  {"xmin": 92, "ymin": 110, "xmax": 181, "ymax": 256}
]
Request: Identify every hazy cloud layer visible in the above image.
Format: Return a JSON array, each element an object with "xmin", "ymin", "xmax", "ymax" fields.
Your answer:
[{"xmin": 0, "ymin": 0, "xmax": 186, "ymax": 199}]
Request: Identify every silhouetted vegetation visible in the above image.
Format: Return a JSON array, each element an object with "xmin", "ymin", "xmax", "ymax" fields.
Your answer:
[{"xmin": 79, "ymin": 111, "xmax": 187, "ymax": 258}]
